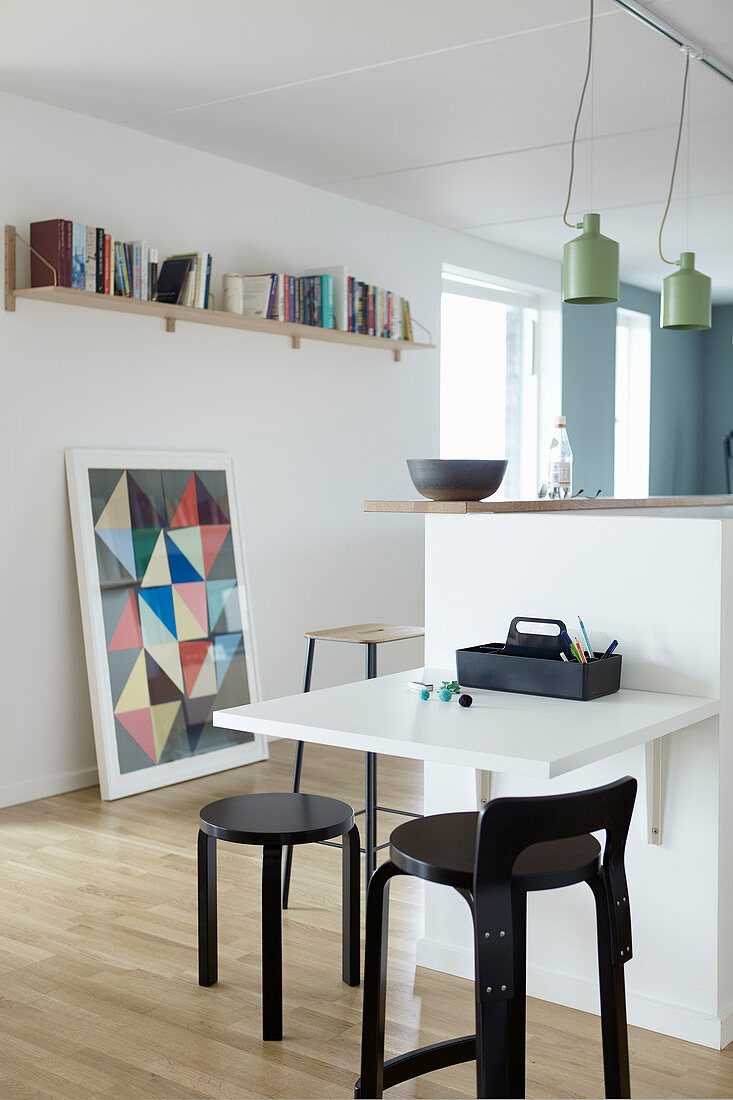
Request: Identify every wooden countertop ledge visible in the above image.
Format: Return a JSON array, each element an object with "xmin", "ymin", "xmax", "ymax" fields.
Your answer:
[{"xmin": 364, "ymin": 495, "xmax": 733, "ymax": 514}]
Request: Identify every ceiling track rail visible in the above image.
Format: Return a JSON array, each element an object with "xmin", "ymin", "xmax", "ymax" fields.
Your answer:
[{"xmin": 610, "ymin": 0, "xmax": 733, "ymax": 86}]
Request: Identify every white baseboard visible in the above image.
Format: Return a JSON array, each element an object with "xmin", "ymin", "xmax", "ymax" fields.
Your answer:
[
  {"xmin": 0, "ymin": 767, "xmax": 98, "ymax": 809},
  {"xmin": 416, "ymin": 938, "xmax": 731, "ymax": 1050}
]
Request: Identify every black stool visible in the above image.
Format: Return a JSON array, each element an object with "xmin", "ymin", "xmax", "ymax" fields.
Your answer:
[
  {"xmin": 283, "ymin": 622, "xmax": 425, "ymax": 908},
  {"xmin": 356, "ymin": 776, "xmax": 637, "ymax": 1099},
  {"xmin": 198, "ymin": 792, "xmax": 360, "ymax": 1041}
]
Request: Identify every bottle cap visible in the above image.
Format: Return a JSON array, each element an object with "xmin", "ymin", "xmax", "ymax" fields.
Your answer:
[{"xmin": 555, "ymin": 415, "xmax": 566, "ymax": 427}]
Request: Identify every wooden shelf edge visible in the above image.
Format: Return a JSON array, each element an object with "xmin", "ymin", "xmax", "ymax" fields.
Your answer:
[
  {"xmin": 364, "ymin": 495, "xmax": 733, "ymax": 514},
  {"xmin": 5, "ymin": 229, "xmax": 434, "ymax": 358}
]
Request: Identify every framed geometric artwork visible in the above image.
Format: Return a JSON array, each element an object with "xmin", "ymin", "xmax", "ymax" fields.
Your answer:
[{"xmin": 66, "ymin": 449, "xmax": 267, "ymax": 799}]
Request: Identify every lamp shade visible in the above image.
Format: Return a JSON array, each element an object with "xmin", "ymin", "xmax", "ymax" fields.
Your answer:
[
  {"xmin": 661, "ymin": 252, "xmax": 711, "ymax": 330},
  {"xmin": 563, "ymin": 213, "xmax": 620, "ymax": 304}
]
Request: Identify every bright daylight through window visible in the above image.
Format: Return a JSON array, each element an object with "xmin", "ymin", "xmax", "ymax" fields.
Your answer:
[{"xmin": 440, "ymin": 271, "xmax": 540, "ymax": 499}]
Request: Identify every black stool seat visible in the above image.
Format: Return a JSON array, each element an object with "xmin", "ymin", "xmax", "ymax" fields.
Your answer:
[
  {"xmin": 200, "ymin": 793, "xmax": 354, "ymax": 847},
  {"xmin": 390, "ymin": 812, "xmax": 601, "ymax": 892}
]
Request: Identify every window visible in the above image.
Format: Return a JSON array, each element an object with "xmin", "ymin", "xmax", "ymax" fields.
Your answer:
[
  {"xmin": 614, "ymin": 308, "xmax": 651, "ymax": 498},
  {"xmin": 440, "ymin": 268, "xmax": 559, "ymax": 500}
]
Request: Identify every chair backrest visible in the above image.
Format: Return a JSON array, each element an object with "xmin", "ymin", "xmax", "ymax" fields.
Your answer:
[{"xmin": 473, "ymin": 776, "xmax": 637, "ymax": 1002}]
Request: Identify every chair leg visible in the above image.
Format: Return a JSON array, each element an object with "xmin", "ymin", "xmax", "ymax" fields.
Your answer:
[
  {"xmin": 365, "ymin": 751, "xmax": 378, "ymax": 885},
  {"xmin": 262, "ymin": 844, "xmax": 283, "ymax": 1041},
  {"xmin": 476, "ymin": 998, "xmax": 509, "ymax": 1100},
  {"xmin": 197, "ymin": 830, "xmax": 217, "ymax": 987},
  {"xmin": 506, "ymin": 889, "xmax": 527, "ymax": 1099},
  {"xmin": 589, "ymin": 874, "xmax": 631, "ymax": 1099},
  {"xmin": 282, "ymin": 740, "xmax": 305, "ymax": 909},
  {"xmin": 282, "ymin": 637, "xmax": 316, "ymax": 909},
  {"xmin": 359, "ymin": 860, "xmax": 402, "ymax": 1099},
  {"xmin": 342, "ymin": 823, "xmax": 361, "ymax": 986}
]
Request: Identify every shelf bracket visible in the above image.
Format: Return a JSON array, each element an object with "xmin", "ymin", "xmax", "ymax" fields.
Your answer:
[
  {"xmin": 645, "ymin": 736, "xmax": 664, "ymax": 844},
  {"xmin": 166, "ymin": 318, "xmax": 176, "ymax": 333},
  {"xmin": 393, "ymin": 350, "xmax": 402, "ymax": 362},
  {"xmin": 5, "ymin": 224, "xmax": 16, "ymax": 312},
  {"xmin": 291, "ymin": 336, "xmax": 301, "ymax": 350},
  {"xmin": 476, "ymin": 769, "xmax": 492, "ymax": 809}
]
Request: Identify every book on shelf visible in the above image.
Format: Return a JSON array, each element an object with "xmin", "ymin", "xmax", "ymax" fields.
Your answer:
[
  {"xmin": 155, "ymin": 257, "xmax": 192, "ymax": 304},
  {"xmin": 241, "ymin": 274, "xmax": 275, "ymax": 318},
  {"xmin": 29, "ymin": 219, "xmax": 72, "ymax": 288}
]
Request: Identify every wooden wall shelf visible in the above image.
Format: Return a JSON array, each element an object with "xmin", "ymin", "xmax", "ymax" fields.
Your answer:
[{"xmin": 4, "ymin": 226, "xmax": 434, "ymax": 361}]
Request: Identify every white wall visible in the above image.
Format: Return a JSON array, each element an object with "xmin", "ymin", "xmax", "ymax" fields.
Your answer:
[
  {"xmin": 0, "ymin": 91, "xmax": 559, "ymax": 807},
  {"xmin": 423, "ymin": 513, "xmax": 730, "ymax": 1048}
]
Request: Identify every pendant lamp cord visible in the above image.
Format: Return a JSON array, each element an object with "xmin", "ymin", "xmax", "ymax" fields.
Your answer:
[
  {"xmin": 563, "ymin": 0, "xmax": 594, "ymax": 229},
  {"xmin": 659, "ymin": 49, "xmax": 690, "ymax": 264}
]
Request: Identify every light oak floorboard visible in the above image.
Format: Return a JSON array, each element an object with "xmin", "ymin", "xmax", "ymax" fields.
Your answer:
[{"xmin": 0, "ymin": 739, "xmax": 732, "ymax": 1099}]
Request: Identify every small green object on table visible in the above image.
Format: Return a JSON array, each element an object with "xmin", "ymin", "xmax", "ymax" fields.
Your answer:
[{"xmin": 441, "ymin": 681, "xmax": 460, "ymax": 694}]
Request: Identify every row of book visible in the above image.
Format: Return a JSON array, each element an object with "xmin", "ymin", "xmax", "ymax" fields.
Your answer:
[
  {"xmin": 29, "ymin": 218, "xmax": 212, "ymax": 308},
  {"xmin": 227, "ymin": 265, "xmax": 412, "ymax": 339}
]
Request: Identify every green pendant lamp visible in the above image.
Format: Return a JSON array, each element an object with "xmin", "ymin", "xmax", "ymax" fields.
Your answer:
[
  {"xmin": 563, "ymin": 213, "xmax": 619, "ymax": 303},
  {"xmin": 561, "ymin": 0, "xmax": 619, "ymax": 305},
  {"xmin": 661, "ymin": 252, "xmax": 711, "ymax": 329},
  {"xmin": 659, "ymin": 50, "xmax": 711, "ymax": 330}
]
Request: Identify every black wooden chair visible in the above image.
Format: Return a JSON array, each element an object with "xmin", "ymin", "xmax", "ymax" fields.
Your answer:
[
  {"xmin": 198, "ymin": 792, "xmax": 360, "ymax": 1041},
  {"xmin": 356, "ymin": 776, "xmax": 637, "ymax": 1099}
]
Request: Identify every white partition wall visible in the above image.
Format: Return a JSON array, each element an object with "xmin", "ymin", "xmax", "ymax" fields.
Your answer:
[{"xmin": 421, "ymin": 511, "xmax": 733, "ymax": 1049}]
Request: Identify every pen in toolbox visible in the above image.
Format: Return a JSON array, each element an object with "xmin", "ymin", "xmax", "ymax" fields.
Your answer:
[
  {"xmin": 601, "ymin": 639, "xmax": 619, "ymax": 659},
  {"xmin": 560, "ymin": 629, "xmax": 581, "ymax": 661},
  {"xmin": 574, "ymin": 636, "xmax": 587, "ymax": 663},
  {"xmin": 578, "ymin": 616, "xmax": 593, "ymax": 660}
]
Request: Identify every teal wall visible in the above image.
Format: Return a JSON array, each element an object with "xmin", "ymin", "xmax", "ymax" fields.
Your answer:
[
  {"xmin": 562, "ymin": 282, "xmax": 709, "ymax": 497},
  {"xmin": 702, "ymin": 305, "xmax": 733, "ymax": 492}
]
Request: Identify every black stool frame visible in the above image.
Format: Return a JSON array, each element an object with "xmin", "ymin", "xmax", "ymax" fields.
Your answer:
[
  {"xmin": 356, "ymin": 776, "xmax": 636, "ymax": 1099},
  {"xmin": 198, "ymin": 818, "xmax": 360, "ymax": 1041},
  {"xmin": 283, "ymin": 637, "xmax": 421, "ymax": 906}
]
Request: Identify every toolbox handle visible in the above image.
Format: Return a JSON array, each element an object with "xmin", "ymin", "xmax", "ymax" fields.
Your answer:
[{"xmin": 504, "ymin": 617, "xmax": 568, "ymax": 659}]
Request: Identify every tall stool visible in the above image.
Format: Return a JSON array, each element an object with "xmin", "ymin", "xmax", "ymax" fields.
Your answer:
[
  {"xmin": 356, "ymin": 776, "xmax": 636, "ymax": 1099},
  {"xmin": 282, "ymin": 623, "xmax": 424, "ymax": 908},
  {"xmin": 198, "ymin": 792, "xmax": 360, "ymax": 1041}
]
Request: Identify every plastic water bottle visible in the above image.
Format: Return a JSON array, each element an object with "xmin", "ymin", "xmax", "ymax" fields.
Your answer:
[{"xmin": 548, "ymin": 416, "xmax": 573, "ymax": 499}]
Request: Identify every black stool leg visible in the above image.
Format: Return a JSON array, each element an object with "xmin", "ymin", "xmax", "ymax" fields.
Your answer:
[
  {"xmin": 342, "ymin": 823, "xmax": 360, "ymax": 986},
  {"xmin": 197, "ymin": 830, "xmax": 217, "ymax": 986},
  {"xmin": 364, "ymin": 643, "xmax": 378, "ymax": 887},
  {"xmin": 506, "ymin": 889, "xmax": 527, "ymax": 1098},
  {"xmin": 589, "ymin": 874, "xmax": 631, "ymax": 1098},
  {"xmin": 365, "ymin": 752, "xmax": 378, "ymax": 884},
  {"xmin": 359, "ymin": 860, "xmax": 401, "ymax": 1099},
  {"xmin": 282, "ymin": 637, "xmax": 316, "ymax": 909},
  {"xmin": 262, "ymin": 844, "xmax": 283, "ymax": 1041}
]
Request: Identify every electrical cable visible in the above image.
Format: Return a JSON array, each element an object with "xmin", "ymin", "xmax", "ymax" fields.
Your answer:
[
  {"xmin": 562, "ymin": 0, "xmax": 594, "ymax": 229},
  {"xmin": 659, "ymin": 49, "xmax": 690, "ymax": 265}
]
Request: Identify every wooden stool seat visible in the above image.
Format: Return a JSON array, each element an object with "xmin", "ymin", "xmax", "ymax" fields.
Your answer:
[
  {"xmin": 389, "ymin": 812, "xmax": 601, "ymax": 892},
  {"xmin": 198, "ymin": 792, "xmax": 360, "ymax": 1042},
  {"xmin": 304, "ymin": 623, "xmax": 424, "ymax": 645},
  {"xmin": 200, "ymin": 792, "xmax": 355, "ymax": 847}
]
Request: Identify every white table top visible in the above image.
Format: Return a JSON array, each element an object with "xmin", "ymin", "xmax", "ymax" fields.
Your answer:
[{"xmin": 213, "ymin": 668, "xmax": 719, "ymax": 779}]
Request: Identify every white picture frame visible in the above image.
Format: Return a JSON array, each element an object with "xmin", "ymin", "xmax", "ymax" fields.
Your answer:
[{"xmin": 66, "ymin": 448, "xmax": 267, "ymax": 799}]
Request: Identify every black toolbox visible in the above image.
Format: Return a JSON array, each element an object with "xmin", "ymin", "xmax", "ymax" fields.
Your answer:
[{"xmin": 456, "ymin": 617, "xmax": 621, "ymax": 702}]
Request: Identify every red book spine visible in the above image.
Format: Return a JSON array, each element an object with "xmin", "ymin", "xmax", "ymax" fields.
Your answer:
[{"xmin": 30, "ymin": 219, "xmax": 71, "ymax": 288}]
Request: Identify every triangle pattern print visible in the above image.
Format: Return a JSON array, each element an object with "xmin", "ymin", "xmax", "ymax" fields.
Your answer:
[
  {"xmin": 140, "ymin": 530, "xmax": 171, "ymax": 588},
  {"xmin": 96, "ymin": 529, "xmax": 136, "ymax": 579},
  {"xmin": 114, "ymin": 650, "xmax": 151, "ymax": 714},
  {"xmin": 195, "ymin": 474, "xmax": 229, "ymax": 525},
  {"xmin": 200, "ymin": 524, "xmax": 231, "ymax": 577},
  {"xmin": 179, "ymin": 639, "xmax": 212, "ymax": 697},
  {"xmin": 151, "ymin": 701, "xmax": 182, "ymax": 759},
  {"xmin": 108, "ymin": 591, "xmax": 143, "ymax": 652},
  {"xmin": 170, "ymin": 473, "xmax": 199, "ymax": 528},
  {"xmin": 116, "ymin": 707, "xmax": 156, "ymax": 762},
  {"xmin": 95, "ymin": 472, "xmax": 131, "ymax": 530}
]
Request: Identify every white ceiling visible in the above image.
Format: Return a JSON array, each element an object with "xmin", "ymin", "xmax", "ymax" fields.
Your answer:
[{"xmin": 3, "ymin": 0, "xmax": 733, "ymax": 299}]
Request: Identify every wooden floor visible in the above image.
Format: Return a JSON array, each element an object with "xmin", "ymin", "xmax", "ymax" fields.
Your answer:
[{"xmin": 1, "ymin": 741, "xmax": 732, "ymax": 1100}]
